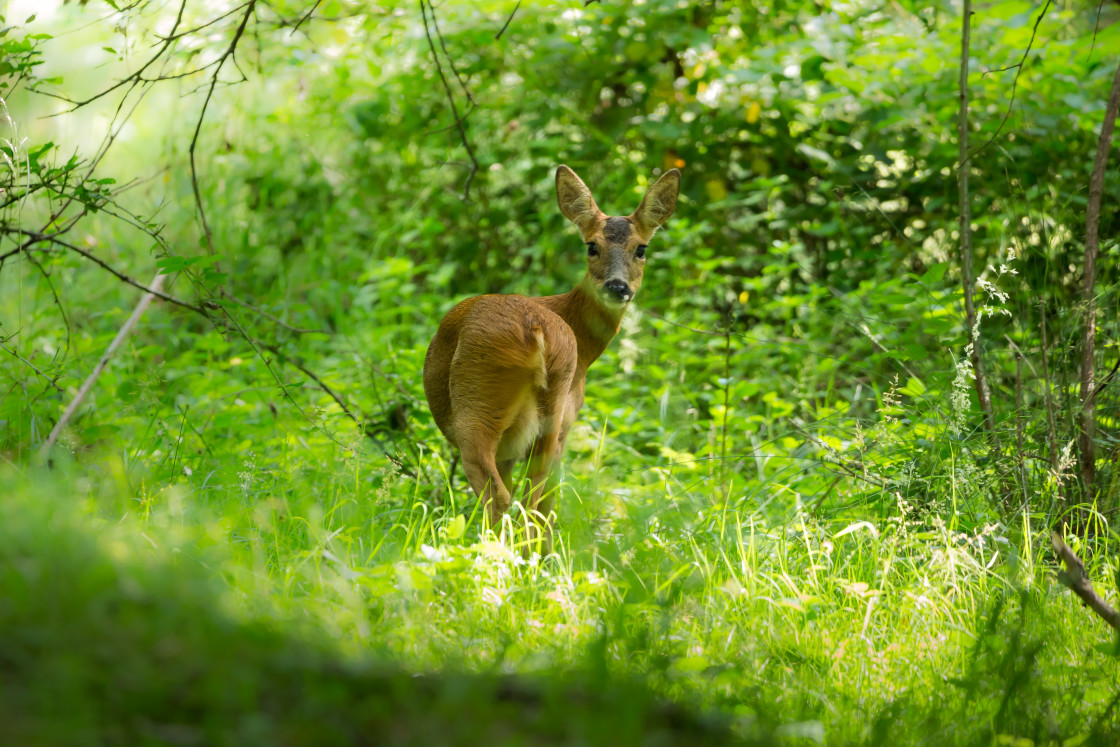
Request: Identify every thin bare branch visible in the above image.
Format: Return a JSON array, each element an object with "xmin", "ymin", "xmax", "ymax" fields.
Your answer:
[
  {"xmin": 0, "ymin": 341, "xmax": 64, "ymax": 394},
  {"xmin": 256, "ymin": 339, "xmax": 414, "ymax": 476},
  {"xmin": 190, "ymin": 0, "xmax": 258, "ymax": 261},
  {"xmin": 13, "ymin": 234, "xmax": 207, "ymax": 315},
  {"xmin": 258, "ymin": 342, "xmax": 359, "ymax": 424},
  {"xmin": 420, "ymin": 0, "xmax": 480, "ymax": 201},
  {"xmin": 495, "ymin": 0, "xmax": 522, "ymax": 41},
  {"xmin": 1039, "ymin": 303, "xmax": 1060, "ymax": 470},
  {"xmin": 290, "ymin": 0, "xmax": 324, "ymax": 33},
  {"xmin": 961, "ymin": 0, "xmax": 1052, "ymax": 168},
  {"xmin": 219, "ymin": 289, "xmax": 328, "ymax": 334},
  {"xmin": 1090, "ymin": 0, "xmax": 1107, "ymax": 62},
  {"xmin": 427, "ymin": 0, "xmax": 476, "ymax": 104},
  {"xmin": 220, "ymin": 305, "xmax": 357, "ymax": 456},
  {"xmin": 22, "ymin": 250, "xmax": 72, "ymax": 376},
  {"xmin": 1087, "ymin": 353, "xmax": 1120, "ymax": 405},
  {"xmin": 54, "ymin": 0, "xmax": 191, "ymax": 112}
]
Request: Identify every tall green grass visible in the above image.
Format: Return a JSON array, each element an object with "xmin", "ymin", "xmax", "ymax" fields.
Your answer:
[
  {"xmin": 13, "ymin": 422, "xmax": 1118, "ymax": 744},
  {"xmin": 0, "ymin": 472, "xmax": 763, "ymax": 746}
]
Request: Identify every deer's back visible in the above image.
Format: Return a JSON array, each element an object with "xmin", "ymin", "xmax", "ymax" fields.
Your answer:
[{"xmin": 423, "ymin": 294, "xmax": 578, "ymax": 449}]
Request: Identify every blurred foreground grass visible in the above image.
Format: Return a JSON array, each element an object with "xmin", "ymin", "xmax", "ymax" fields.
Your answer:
[
  {"xmin": 3, "ymin": 459, "xmax": 1118, "ymax": 745},
  {"xmin": 0, "ymin": 470, "xmax": 756, "ymax": 747}
]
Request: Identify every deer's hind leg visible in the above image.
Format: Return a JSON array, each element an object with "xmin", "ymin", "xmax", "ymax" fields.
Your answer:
[
  {"xmin": 455, "ymin": 433, "xmax": 511, "ymax": 528},
  {"xmin": 449, "ymin": 345, "xmax": 536, "ymax": 530},
  {"xmin": 524, "ymin": 367, "xmax": 576, "ymax": 556}
]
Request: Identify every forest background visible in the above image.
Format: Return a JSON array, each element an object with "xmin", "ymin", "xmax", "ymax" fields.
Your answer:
[{"xmin": 2, "ymin": 0, "xmax": 1120, "ymax": 744}]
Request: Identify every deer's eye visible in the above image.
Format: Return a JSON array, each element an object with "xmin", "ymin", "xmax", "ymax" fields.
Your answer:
[
  {"xmin": 636, "ymin": 245, "xmax": 647, "ymax": 259},
  {"xmin": 586, "ymin": 242, "xmax": 599, "ymax": 257}
]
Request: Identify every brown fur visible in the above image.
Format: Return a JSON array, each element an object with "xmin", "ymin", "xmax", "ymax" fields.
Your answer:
[{"xmin": 422, "ymin": 165, "xmax": 681, "ymax": 552}]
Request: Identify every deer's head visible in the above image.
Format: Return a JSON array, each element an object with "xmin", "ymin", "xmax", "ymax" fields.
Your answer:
[{"xmin": 556, "ymin": 165, "xmax": 680, "ymax": 310}]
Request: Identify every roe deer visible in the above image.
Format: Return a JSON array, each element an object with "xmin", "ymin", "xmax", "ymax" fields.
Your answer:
[{"xmin": 423, "ymin": 165, "xmax": 681, "ymax": 550}]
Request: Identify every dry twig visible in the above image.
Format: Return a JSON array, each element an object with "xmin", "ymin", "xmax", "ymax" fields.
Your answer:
[{"xmin": 39, "ymin": 273, "xmax": 167, "ymax": 461}]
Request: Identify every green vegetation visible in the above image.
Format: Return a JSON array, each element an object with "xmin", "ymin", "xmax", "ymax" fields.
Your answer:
[
  {"xmin": 2, "ymin": 0, "xmax": 1120, "ymax": 743},
  {"xmin": 0, "ymin": 478, "xmax": 745, "ymax": 746}
]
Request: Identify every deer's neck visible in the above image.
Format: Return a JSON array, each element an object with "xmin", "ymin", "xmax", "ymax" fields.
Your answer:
[{"xmin": 534, "ymin": 276, "xmax": 625, "ymax": 375}]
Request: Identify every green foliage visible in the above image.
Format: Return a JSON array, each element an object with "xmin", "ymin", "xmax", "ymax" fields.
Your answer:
[
  {"xmin": 0, "ymin": 476, "xmax": 750, "ymax": 746},
  {"xmin": 1, "ymin": 0, "xmax": 1120, "ymax": 743}
]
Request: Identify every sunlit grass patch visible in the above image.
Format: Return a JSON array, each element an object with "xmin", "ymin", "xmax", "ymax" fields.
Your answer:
[{"xmin": 43, "ymin": 435, "xmax": 1110, "ymax": 744}]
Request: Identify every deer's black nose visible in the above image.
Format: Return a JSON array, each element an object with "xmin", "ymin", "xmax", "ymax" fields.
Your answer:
[{"xmin": 604, "ymin": 279, "xmax": 632, "ymax": 302}]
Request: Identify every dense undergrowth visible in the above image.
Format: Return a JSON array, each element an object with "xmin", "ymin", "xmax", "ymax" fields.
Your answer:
[{"xmin": 3, "ymin": 0, "xmax": 1120, "ymax": 744}]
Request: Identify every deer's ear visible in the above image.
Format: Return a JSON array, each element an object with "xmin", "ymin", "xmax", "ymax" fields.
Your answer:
[
  {"xmin": 632, "ymin": 168, "xmax": 680, "ymax": 234},
  {"xmin": 556, "ymin": 165, "xmax": 600, "ymax": 233}
]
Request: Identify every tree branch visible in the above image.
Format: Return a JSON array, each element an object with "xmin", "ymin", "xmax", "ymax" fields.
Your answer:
[
  {"xmin": 420, "ymin": 0, "xmax": 480, "ymax": 201},
  {"xmin": 0, "ymin": 341, "xmax": 64, "ymax": 394},
  {"xmin": 13, "ymin": 234, "xmax": 209, "ymax": 316},
  {"xmin": 219, "ymin": 288, "xmax": 327, "ymax": 334},
  {"xmin": 427, "ymin": 0, "xmax": 476, "ymax": 105},
  {"xmin": 1051, "ymin": 531, "xmax": 1120, "ymax": 632},
  {"xmin": 495, "ymin": 0, "xmax": 522, "ymax": 40},
  {"xmin": 961, "ymin": 0, "xmax": 1052, "ymax": 168},
  {"xmin": 189, "ymin": 0, "xmax": 258, "ymax": 263},
  {"xmin": 49, "ymin": 0, "xmax": 192, "ymax": 112},
  {"xmin": 258, "ymin": 342, "xmax": 359, "ymax": 424},
  {"xmin": 258, "ymin": 341, "xmax": 415, "ymax": 476}
]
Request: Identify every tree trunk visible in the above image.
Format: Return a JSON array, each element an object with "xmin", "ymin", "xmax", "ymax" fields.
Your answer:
[{"xmin": 1079, "ymin": 62, "xmax": 1120, "ymax": 495}]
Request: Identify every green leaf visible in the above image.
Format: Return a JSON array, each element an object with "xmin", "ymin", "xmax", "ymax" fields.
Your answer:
[
  {"xmin": 899, "ymin": 377, "xmax": 926, "ymax": 397},
  {"xmin": 919, "ymin": 263, "xmax": 948, "ymax": 284},
  {"xmin": 156, "ymin": 256, "xmax": 188, "ymax": 272}
]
